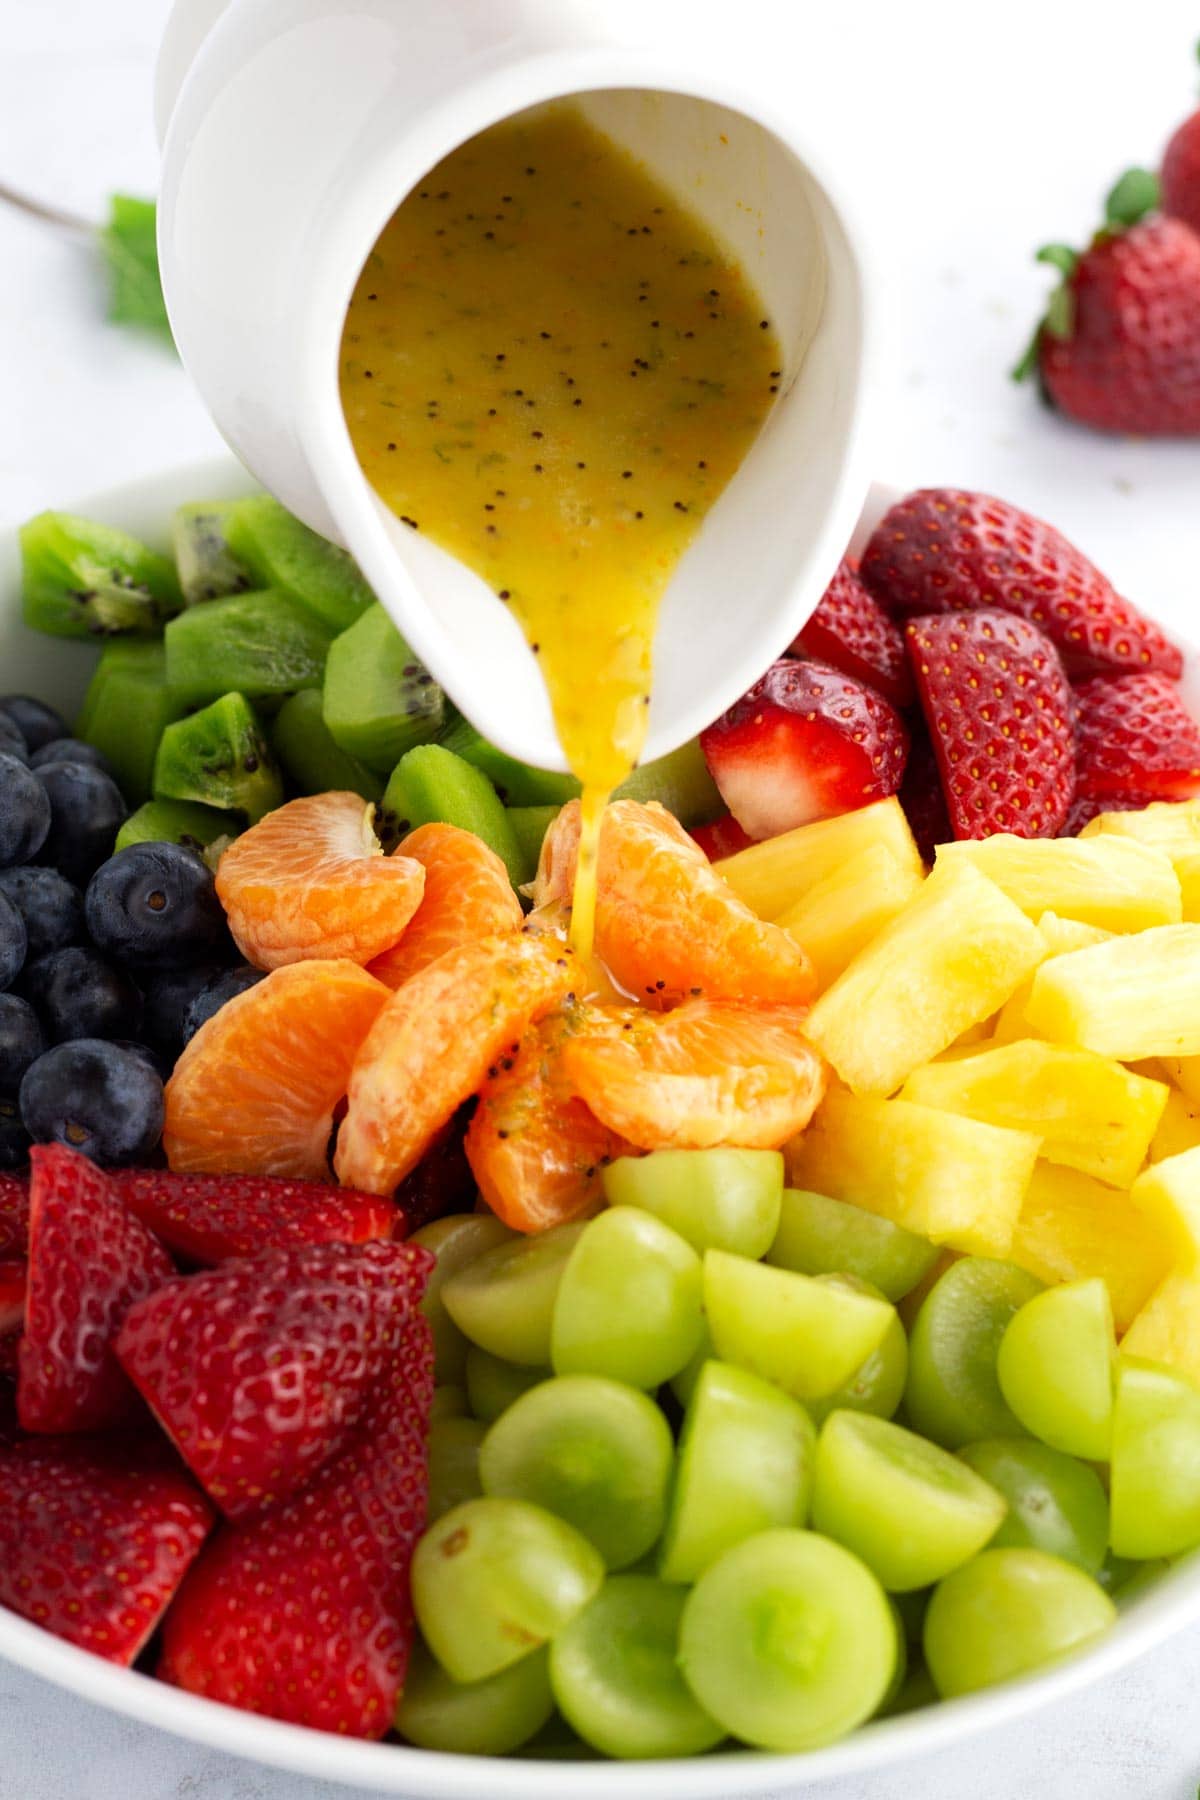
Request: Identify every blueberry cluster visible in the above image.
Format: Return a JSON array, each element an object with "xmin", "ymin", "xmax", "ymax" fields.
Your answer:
[{"xmin": 0, "ymin": 695, "xmax": 262, "ymax": 1169}]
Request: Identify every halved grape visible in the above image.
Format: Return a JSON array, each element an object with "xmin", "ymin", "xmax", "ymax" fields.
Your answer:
[
  {"xmin": 1111, "ymin": 1356, "xmax": 1200, "ymax": 1558},
  {"xmin": 669, "ymin": 1321, "xmax": 714, "ymax": 1408},
  {"xmin": 905, "ymin": 1258, "xmax": 1043, "ymax": 1448},
  {"xmin": 427, "ymin": 1416, "xmax": 486, "ymax": 1523},
  {"xmin": 430, "ymin": 1384, "xmax": 467, "ymax": 1422},
  {"xmin": 767, "ymin": 1187, "xmax": 939, "ymax": 1302},
  {"xmin": 881, "ymin": 1660, "xmax": 938, "ymax": 1717},
  {"xmin": 658, "ymin": 1360, "xmax": 815, "ymax": 1584},
  {"xmin": 479, "ymin": 1374, "xmax": 674, "ymax": 1569},
  {"xmin": 464, "ymin": 1347, "xmax": 549, "ymax": 1424},
  {"xmin": 806, "ymin": 1287, "xmax": 908, "ymax": 1428},
  {"xmin": 413, "ymin": 1213, "xmax": 515, "ymax": 1383},
  {"xmin": 892, "ymin": 1585, "xmax": 930, "ymax": 1646},
  {"xmin": 704, "ymin": 1251, "xmax": 894, "ymax": 1403},
  {"xmin": 996, "ymin": 1278, "xmax": 1115, "ymax": 1460},
  {"xmin": 551, "ymin": 1207, "xmax": 703, "ymax": 1389},
  {"xmin": 395, "ymin": 1639, "xmax": 554, "ymax": 1754},
  {"xmin": 678, "ymin": 1528, "xmax": 896, "ymax": 1751},
  {"xmin": 958, "ymin": 1438, "xmax": 1108, "ymax": 1574},
  {"xmin": 443, "ymin": 1221, "xmax": 586, "ymax": 1367},
  {"xmin": 923, "ymin": 1548, "xmax": 1115, "ymax": 1698},
  {"xmin": 412, "ymin": 1497, "xmax": 605, "ymax": 1682},
  {"xmin": 601, "ymin": 1148, "xmax": 783, "ymax": 1259},
  {"xmin": 550, "ymin": 1576, "xmax": 726, "ymax": 1759},
  {"xmin": 811, "ymin": 1411, "xmax": 1007, "ymax": 1591}
]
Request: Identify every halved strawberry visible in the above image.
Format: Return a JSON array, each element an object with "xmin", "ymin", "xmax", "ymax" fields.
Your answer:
[
  {"xmin": 0, "ymin": 1433, "xmax": 212, "ymax": 1663},
  {"xmin": 790, "ymin": 559, "xmax": 913, "ymax": 707},
  {"xmin": 392, "ymin": 1108, "xmax": 478, "ymax": 1234},
  {"xmin": 898, "ymin": 729, "xmax": 951, "ymax": 864},
  {"xmin": 699, "ymin": 659, "xmax": 909, "ymax": 840},
  {"xmin": 0, "ymin": 1175, "xmax": 28, "ymax": 1260},
  {"xmin": 1074, "ymin": 673, "xmax": 1200, "ymax": 802},
  {"xmin": 117, "ymin": 1239, "xmax": 433, "ymax": 1518},
  {"xmin": 113, "ymin": 1169, "xmax": 398, "ymax": 1265},
  {"xmin": 0, "ymin": 1260, "xmax": 25, "ymax": 1379},
  {"xmin": 19, "ymin": 1145, "xmax": 174, "ymax": 1434},
  {"xmin": 159, "ymin": 1312, "xmax": 433, "ymax": 1738},
  {"xmin": 907, "ymin": 611, "xmax": 1076, "ymax": 839},
  {"xmin": 689, "ymin": 815, "xmax": 755, "ymax": 860}
]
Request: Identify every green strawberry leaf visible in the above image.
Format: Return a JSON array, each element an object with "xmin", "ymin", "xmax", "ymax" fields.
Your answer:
[
  {"xmin": 98, "ymin": 195, "xmax": 174, "ymax": 346},
  {"xmin": 1103, "ymin": 168, "xmax": 1161, "ymax": 231}
]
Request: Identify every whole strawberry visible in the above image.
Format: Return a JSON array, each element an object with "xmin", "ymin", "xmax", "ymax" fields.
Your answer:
[
  {"xmin": 1162, "ymin": 44, "xmax": 1200, "ymax": 236},
  {"xmin": 1016, "ymin": 168, "xmax": 1200, "ymax": 435},
  {"xmin": 789, "ymin": 559, "xmax": 913, "ymax": 707}
]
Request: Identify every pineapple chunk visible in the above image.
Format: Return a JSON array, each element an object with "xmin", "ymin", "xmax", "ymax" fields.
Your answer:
[
  {"xmin": 1131, "ymin": 1146, "xmax": 1200, "ymax": 1264},
  {"xmin": 1121, "ymin": 1272, "xmax": 1200, "ymax": 1386},
  {"xmin": 936, "ymin": 834, "xmax": 1181, "ymax": 932},
  {"xmin": 805, "ymin": 859, "xmax": 1043, "ymax": 1096},
  {"xmin": 991, "ymin": 913, "xmax": 1111, "ymax": 1045},
  {"xmin": 1025, "ymin": 926, "xmax": 1200, "ymax": 1060},
  {"xmin": 1082, "ymin": 800, "xmax": 1200, "ymax": 919},
  {"xmin": 717, "ymin": 797, "xmax": 924, "ymax": 921},
  {"xmin": 776, "ymin": 843, "xmax": 924, "ymax": 990},
  {"xmin": 902, "ymin": 1039, "xmax": 1168, "ymax": 1189},
  {"xmin": 785, "ymin": 1087, "xmax": 1040, "ymax": 1258},
  {"xmin": 1010, "ymin": 1162, "xmax": 1169, "ymax": 1332},
  {"xmin": 1159, "ymin": 1055, "xmax": 1200, "ymax": 1109},
  {"xmin": 1150, "ymin": 1088, "xmax": 1200, "ymax": 1163}
]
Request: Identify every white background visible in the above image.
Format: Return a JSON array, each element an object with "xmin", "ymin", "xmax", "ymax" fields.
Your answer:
[{"xmin": 1, "ymin": 0, "xmax": 1199, "ymax": 1795}]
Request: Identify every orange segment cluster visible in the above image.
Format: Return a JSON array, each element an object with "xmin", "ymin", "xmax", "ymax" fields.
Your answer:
[{"xmin": 367, "ymin": 823, "xmax": 522, "ymax": 989}]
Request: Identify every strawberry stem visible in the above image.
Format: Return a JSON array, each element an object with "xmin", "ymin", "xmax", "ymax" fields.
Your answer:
[{"xmin": 1011, "ymin": 245, "xmax": 1078, "ymax": 382}]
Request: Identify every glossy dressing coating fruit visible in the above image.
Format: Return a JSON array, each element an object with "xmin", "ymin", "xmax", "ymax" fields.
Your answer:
[
  {"xmin": 222, "ymin": 493, "xmax": 373, "ymax": 632},
  {"xmin": 996, "ymin": 1278, "xmax": 1115, "ymax": 1460},
  {"xmin": 154, "ymin": 693, "xmax": 283, "ymax": 824},
  {"xmin": 269, "ymin": 688, "xmax": 383, "ymax": 803},
  {"xmin": 767, "ymin": 1185, "xmax": 939, "ymax": 1300},
  {"xmin": 377, "ymin": 745, "xmax": 522, "ymax": 884},
  {"xmin": 958, "ymin": 1439, "xmax": 1108, "ymax": 1574},
  {"xmin": 703, "ymin": 1250, "xmax": 894, "ymax": 1402},
  {"xmin": 442, "ymin": 1221, "xmax": 586, "ymax": 1368},
  {"xmin": 551, "ymin": 1207, "xmax": 703, "ymax": 1388},
  {"xmin": 923, "ymin": 1548, "xmax": 1115, "ymax": 1698},
  {"xmin": 601, "ymin": 1147, "xmax": 783, "ymax": 1258},
  {"xmin": 19, "ymin": 510, "xmax": 182, "ymax": 637},
  {"xmin": 411, "ymin": 1212, "xmax": 515, "ymax": 1385},
  {"xmin": 906, "ymin": 1257, "xmax": 1044, "ymax": 1448},
  {"xmin": 322, "ymin": 603, "xmax": 443, "ymax": 773},
  {"xmin": 76, "ymin": 641, "xmax": 188, "ymax": 804},
  {"xmin": 396, "ymin": 1639, "xmax": 555, "ymax": 1755},
  {"xmin": 1110, "ymin": 1356, "xmax": 1200, "ymax": 1558}
]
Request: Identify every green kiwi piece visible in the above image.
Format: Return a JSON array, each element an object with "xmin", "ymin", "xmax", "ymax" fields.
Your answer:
[
  {"xmin": 154, "ymin": 692, "xmax": 283, "ymax": 823},
  {"xmin": 507, "ymin": 805, "xmax": 560, "ymax": 886},
  {"xmin": 378, "ymin": 744, "xmax": 522, "ymax": 883},
  {"xmin": 439, "ymin": 716, "xmax": 579, "ymax": 806},
  {"xmin": 223, "ymin": 495, "xmax": 373, "ymax": 632},
  {"xmin": 164, "ymin": 590, "xmax": 334, "ymax": 711},
  {"xmin": 270, "ymin": 689, "xmax": 383, "ymax": 802},
  {"xmin": 20, "ymin": 511, "xmax": 182, "ymax": 639},
  {"xmin": 323, "ymin": 603, "xmax": 444, "ymax": 774},
  {"xmin": 171, "ymin": 501, "xmax": 254, "ymax": 605},
  {"xmin": 76, "ymin": 640, "xmax": 189, "ymax": 803},
  {"xmin": 115, "ymin": 798, "xmax": 238, "ymax": 854}
]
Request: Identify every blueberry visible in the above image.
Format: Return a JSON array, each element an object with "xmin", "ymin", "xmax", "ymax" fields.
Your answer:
[
  {"xmin": 0, "ymin": 753, "xmax": 51, "ymax": 868},
  {"xmin": 182, "ymin": 963, "xmax": 266, "ymax": 1044},
  {"xmin": 0, "ymin": 696, "xmax": 68, "ymax": 755},
  {"xmin": 33, "ymin": 761, "xmax": 127, "ymax": 885},
  {"xmin": 85, "ymin": 842, "xmax": 226, "ymax": 970},
  {"xmin": 29, "ymin": 738, "xmax": 113, "ymax": 778},
  {"xmin": 20, "ymin": 1039, "xmax": 163, "ymax": 1166},
  {"xmin": 0, "ymin": 993, "xmax": 43, "ymax": 1094},
  {"xmin": 0, "ymin": 866, "xmax": 84, "ymax": 957},
  {"xmin": 0, "ymin": 890, "xmax": 25, "ymax": 991},
  {"xmin": 140, "ymin": 960, "xmax": 228, "ymax": 1059},
  {"xmin": 20, "ymin": 946, "xmax": 142, "ymax": 1044},
  {"xmin": 0, "ymin": 715, "xmax": 28, "ymax": 765},
  {"xmin": 113, "ymin": 1039, "xmax": 171, "ymax": 1081},
  {"xmin": 0, "ymin": 1097, "xmax": 29, "ymax": 1171}
]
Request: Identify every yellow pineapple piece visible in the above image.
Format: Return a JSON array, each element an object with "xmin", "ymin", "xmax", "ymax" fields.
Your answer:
[
  {"xmin": 775, "ymin": 843, "xmax": 924, "ymax": 990},
  {"xmin": 717, "ymin": 797, "xmax": 924, "ymax": 921},
  {"xmin": 785, "ymin": 1087, "xmax": 1040, "ymax": 1258},
  {"xmin": 1121, "ymin": 1272, "xmax": 1200, "ymax": 1385},
  {"xmin": 1010, "ymin": 1162, "xmax": 1169, "ymax": 1332},
  {"xmin": 1130, "ymin": 1146, "xmax": 1200, "ymax": 1264},
  {"xmin": 1159, "ymin": 1055, "xmax": 1200, "ymax": 1108},
  {"xmin": 1082, "ymin": 800, "xmax": 1200, "ymax": 919},
  {"xmin": 991, "ymin": 913, "xmax": 1111, "ymax": 1045},
  {"xmin": 1150, "ymin": 1088, "xmax": 1200, "ymax": 1164},
  {"xmin": 1025, "ymin": 926, "xmax": 1200, "ymax": 1060},
  {"xmin": 902, "ymin": 1038, "xmax": 1168, "ymax": 1189},
  {"xmin": 805, "ymin": 858, "xmax": 1043, "ymax": 1096},
  {"xmin": 935, "ymin": 834, "xmax": 1181, "ymax": 932}
]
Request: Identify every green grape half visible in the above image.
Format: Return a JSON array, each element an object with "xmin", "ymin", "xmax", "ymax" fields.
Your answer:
[
  {"xmin": 767, "ymin": 1187, "xmax": 939, "ymax": 1301},
  {"xmin": 464, "ymin": 1347, "xmax": 549, "ymax": 1424},
  {"xmin": 395, "ymin": 1639, "xmax": 554, "ymax": 1754},
  {"xmin": 905, "ymin": 1257, "xmax": 1043, "ymax": 1448},
  {"xmin": 958, "ymin": 1438, "xmax": 1108, "ymax": 1574},
  {"xmin": 442, "ymin": 1220, "xmax": 586, "ymax": 1367},
  {"xmin": 806, "ymin": 1290, "xmax": 908, "ymax": 1428},
  {"xmin": 1110, "ymin": 1356, "xmax": 1200, "ymax": 1559},
  {"xmin": 426, "ymin": 1416, "xmax": 486, "ymax": 1524},
  {"xmin": 601, "ymin": 1148, "xmax": 783, "ymax": 1258},
  {"xmin": 704, "ymin": 1251, "xmax": 894, "ymax": 1403},
  {"xmin": 923, "ymin": 1548, "xmax": 1115, "ymax": 1698},
  {"xmin": 429, "ymin": 1384, "xmax": 468, "ymax": 1422},
  {"xmin": 996, "ymin": 1277, "xmax": 1115, "ymax": 1460},
  {"xmin": 413, "ymin": 1212, "xmax": 515, "ymax": 1384},
  {"xmin": 551, "ymin": 1207, "xmax": 703, "ymax": 1389}
]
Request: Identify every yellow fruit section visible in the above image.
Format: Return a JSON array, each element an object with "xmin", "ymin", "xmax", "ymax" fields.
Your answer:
[
  {"xmin": 785, "ymin": 1087, "xmax": 1040, "ymax": 1258},
  {"xmin": 901, "ymin": 1038, "xmax": 1168, "ymax": 1189},
  {"xmin": 935, "ymin": 834, "xmax": 1182, "ymax": 932},
  {"xmin": 1009, "ymin": 1163, "xmax": 1170, "ymax": 1333},
  {"xmin": 1121, "ymin": 1272, "xmax": 1200, "ymax": 1387},
  {"xmin": 1024, "ymin": 926, "xmax": 1200, "ymax": 1061},
  {"xmin": 1150, "ymin": 1087, "xmax": 1200, "ymax": 1163},
  {"xmin": 716, "ymin": 797, "xmax": 924, "ymax": 921},
  {"xmin": 775, "ymin": 843, "xmax": 924, "ymax": 991},
  {"xmin": 1130, "ymin": 1147, "xmax": 1200, "ymax": 1264},
  {"xmin": 991, "ymin": 913, "xmax": 1112, "ymax": 1046},
  {"xmin": 804, "ymin": 859, "xmax": 1043, "ymax": 1097},
  {"xmin": 1081, "ymin": 800, "xmax": 1200, "ymax": 919},
  {"xmin": 1159, "ymin": 1055, "xmax": 1200, "ymax": 1108}
]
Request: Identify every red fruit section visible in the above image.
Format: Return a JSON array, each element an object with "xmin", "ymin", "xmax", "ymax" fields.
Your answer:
[
  {"xmin": 898, "ymin": 729, "xmax": 951, "ymax": 864},
  {"xmin": 1163, "ymin": 108, "xmax": 1200, "ymax": 237},
  {"xmin": 0, "ymin": 1259, "xmax": 26, "ymax": 1336},
  {"xmin": 0, "ymin": 1175, "xmax": 29, "ymax": 1261},
  {"xmin": 1074, "ymin": 672, "xmax": 1200, "ymax": 802},
  {"xmin": 790, "ymin": 559, "xmax": 913, "ymax": 707},
  {"xmin": 114, "ymin": 1169, "xmax": 398, "ymax": 1264},
  {"xmin": 689, "ymin": 815, "xmax": 754, "ymax": 860}
]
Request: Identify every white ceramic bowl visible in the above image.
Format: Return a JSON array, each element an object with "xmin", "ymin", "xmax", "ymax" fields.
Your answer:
[{"xmin": 2, "ymin": 454, "xmax": 1198, "ymax": 1797}]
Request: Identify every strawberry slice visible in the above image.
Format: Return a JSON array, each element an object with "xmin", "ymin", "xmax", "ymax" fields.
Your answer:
[
  {"xmin": 18, "ymin": 1145, "xmax": 174, "ymax": 1435},
  {"xmin": 0, "ymin": 1259, "xmax": 25, "ymax": 1337},
  {"xmin": 689, "ymin": 815, "xmax": 755, "ymax": 860},
  {"xmin": 0, "ymin": 1175, "xmax": 28, "ymax": 1261},
  {"xmin": 898, "ymin": 729, "xmax": 951, "ymax": 864},
  {"xmin": 159, "ymin": 1311, "xmax": 433, "ymax": 1737},
  {"xmin": 392, "ymin": 1108, "xmax": 478, "ymax": 1234},
  {"xmin": 0, "ymin": 1433, "xmax": 212, "ymax": 1663},
  {"xmin": 1073, "ymin": 673, "xmax": 1200, "ymax": 802},
  {"xmin": 790, "ymin": 559, "xmax": 913, "ymax": 707},
  {"xmin": 117, "ymin": 1239, "xmax": 433, "ymax": 1518},
  {"xmin": 907, "ymin": 611, "xmax": 1076, "ymax": 840},
  {"xmin": 1063, "ymin": 789, "xmax": 1165, "ymax": 836},
  {"xmin": 862, "ymin": 488, "xmax": 1183, "ymax": 680},
  {"xmin": 112, "ymin": 1169, "xmax": 398, "ymax": 1265},
  {"xmin": 699, "ymin": 659, "xmax": 910, "ymax": 840}
]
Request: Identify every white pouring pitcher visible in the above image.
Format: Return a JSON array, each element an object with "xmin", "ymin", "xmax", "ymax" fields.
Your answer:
[{"xmin": 155, "ymin": 0, "xmax": 876, "ymax": 774}]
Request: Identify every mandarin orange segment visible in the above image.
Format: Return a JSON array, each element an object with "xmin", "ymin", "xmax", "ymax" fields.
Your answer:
[
  {"xmin": 464, "ymin": 1011, "xmax": 631, "ymax": 1233},
  {"xmin": 164, "ymin": 960, "xmax": 390, "ymax": 1180},
  {"xmin": 560, "ymin": 996, "xmax": 827, "ymax": 1151},
  {"xmin": 215, "ymin": 792, "xmax": 425, "ymax": 971},
  {"xmin": 367, "ymin": 822, "xmax": 522, "ymax": 991},
  {"xmin": 335, "ymin": 933, "xmax": 578, "ymax": 1196},
  {"xmin": 535, "ymin": 799, "xmax": 815, "ymax": 1008}
]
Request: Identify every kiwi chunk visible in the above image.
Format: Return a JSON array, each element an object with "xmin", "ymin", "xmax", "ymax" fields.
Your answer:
[
  {"xmin": 116, "ymin": 798, "xmax": 238, "ymax": 854},
  {"xmin": 379, "ymin": 745, "xmax": 521, "ymax": 884},
  {"xmin": 164, "ymin": 590, "xmax": 333, "ymax": 709},
  {"xmin": 154, "ymin": 692, "xmax": 283, "ymax": 823},
  {"xmin": 438, "ymin": 716, "xmax": 579, "ymax": 806},
  {"xmin": 172, "ymin": 501, "xmax": 254, "ymax": 605},
  {"xmin": 224, "ymin": 495, "xmax": 373, "ymax": 632},
  {"xmin": 76, "ymin": 641, "xmax": 188, "ymax": 803},
  {"xmin": 507, "ymin": 804, "xmax": 560, "ymax": 886},
  {"xmin": 323, "ymin": 602, "xmax": 443, "ymax": 774},
  {"xmin": 271, "ymin": 689, "xmax": 382, "ymax": 802},
  {"xmin": 20, "ymin": 511, "xmax": 182, "ymax": 639}
]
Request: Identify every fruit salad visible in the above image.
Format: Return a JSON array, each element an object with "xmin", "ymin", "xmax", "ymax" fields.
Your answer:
[{"xmin": 2, "ymin": 484, "xmax": 1200, "ymax": 1761}]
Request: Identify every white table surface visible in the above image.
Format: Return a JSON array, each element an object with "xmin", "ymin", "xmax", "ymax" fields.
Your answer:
[{"xmin": 2, "ymin": 0, "xmax": 1200, "ymax": 1794}]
